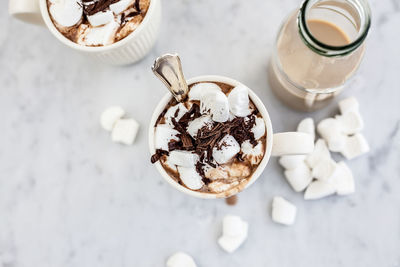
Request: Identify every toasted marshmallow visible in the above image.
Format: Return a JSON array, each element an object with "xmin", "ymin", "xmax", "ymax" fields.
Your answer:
[
  {"xmin": 279, "ymin": 155, "xmax": 306, "ymax": 170},
  {"xmin": 110, "ymin": 0, "xmax": 134, "ymax": 14},
  {"xmin": 251, "ymin": 117, "xmax": 266, "ymax": 140},
  {"xmin": 169, "ymin": 151, "xmax": 199, "ymax": 167},
  {"xmin": 79, "ymin": 20, "xmax": 119, "ymax": 46},
  {"xmin": 284, "ymin": 162, "xmax": 312, "ymax": 192},
  {"xmin": 49, "ymin": 0, "xmax": 83, "ymax": 27},
  {"xmin": 111, "ymin": 118, "xmax": 139, "ymax": 145},
  {"xmin": 166, "ymin": 252, "xmax": 197, "ymax": 267},
  {"xmin": 312, "ymin": 158, "xmax": 337, "ymax": 181},
  {"xmin": 228, "ymin": 84, "xmax": 251, "ymax": 117},
  {"xmin": 87, "ymin": 10, "xmax": 114, "ymax": 27},
  {"xmin": 336, "ymin": 110, "xmax": 364, "ymax": 135},
  {"xmin": 304, "ymin": 180, "xmax": 336, "ymax": 200},
  {"xmin": 213, "ymin": 135, "xmax": 240, "ymax": 164},
  {"xmin": 338, "ymin": 97, "xmax": 359, "ymax": 114},
  {"xmin": 297, "ymin": 118, "xmax": 315, "ymax": 141},
  {"xmin": 177, "ymin": 166, "xmax": 204, "ymax": 190},
  {"xmin": 305, "ymin": 139, "xmax": 331, "ymax": 168},
  {"xmin": 332, "ymin": 161, "xmax": 355, "ymax": 195},
  {"xmin": 208, "ymin": 181, "xmax": 238, "ymax": 193},
  {"xmin": 271, "ymin": 196, "xmax": 297, "ymax": 226},
  {"xmin": 201, "ymin": 91, "xmax": 230, "ymax": 122},
  {"xmin": 241, "ymin": 140, "xmax": 264, "ymax": 165},
  {"xmin": 100, "ymin": 106, "xmax": 125, "ymax": 131},
  {"xmin": 205, "ymin": 166, "xmax": 229, "ymax": 180},
  {"xmin": 341, "ymin": 133, "xmax": 370, "ymax": 160},
  {"xmin": 218, "ymin": 215, "xmax": 248, "ymax": 253},
  {"xmin": 227, "ymin": 162, "xmax": 251, "ymax": 178},
  {"xmin": 189, "ymin": 83, "xmax": 222, "ymax": 100},
  {"xmin": 154, "ymin": 125, "xmax": 180, "ymax": 151},
  {"xmin": 165, "ymin": 103, "xmax": 188, "ymax": 127},
  {"xmin": 186, "ymin": 115, "xmax": 214, "ymax": 138}
]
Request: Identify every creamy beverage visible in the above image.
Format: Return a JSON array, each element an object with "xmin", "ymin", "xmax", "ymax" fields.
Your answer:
[
  {"xmin": 269, "ymin": 0, "xmax": 371, "ymax": 111},
  {"xmin": 150, "ymin": 82, "xmax": 267, "ymax": 194},
  {"xmin": 47, "ymin": 0, "xmax": 150, "ymax": 46}
]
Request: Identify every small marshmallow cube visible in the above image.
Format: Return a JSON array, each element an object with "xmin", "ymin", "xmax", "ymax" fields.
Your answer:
[
  {"xmin": 305, "ymin": 139, "xmax": 331, "ymax": 168},
  {"xmin": 166, "ymin": 252, "xmax": 197, "ymax": 267},
  {"xmin": 251, "ymin": 117, "xmax": 266, "ymax": 140},
  {"xmin": 111, "ymin": 118, "xmax": 139, "ymax": 145},
  {"xmin": 279, "ymin": 155, "xmax": 306, "ymax": 170},
  {"xmin": 177, "ymin": 166, "xmax": 204, "ymax": 190},
  {"xmin": 169, "ymin": 151, "xmax": 199, "ymax": 167},
  {"xmin": 154, "ymin": 125, "xmax": 180, "ymax": 151},
  {"xmin": 311, "ymin": 158, "xmax": 338, "ymax": 181},
  {"xmin": 100, "ymin": 106, "xmax": 125, "ymax": 131},
  {"xmin": 271, "ymin": 196, "xmax": 297, "ymax": 225},
  {"xmin": 333, "ymin": 161, "xmax": 355, "ymax": 195},
  {"xmin": 297, "ymin": 118, "xmax": 315, "ymax": 141},
  {"xmin": 228, "ymin": 84, "xmax": 251, "ymax": 117},
  {"xmin": 284, "ymin": 163, "xmax": 313, "ymax": 192},
  {"xmin": 218, "ymin": 215, "xmax": 248, "ymax": 253},
  {"xmin": 336, "ymin": 111, "xmax": 364, "ymax": 135},
  {"xmin": 87, "ymin": 10, "xmax": 114, "ymax": 27},
  {"xmin": 338, "ymin": 97, "xmax": 359, "ymax": 114},
  {"xmin": 341, "ymin": 133, "xmax": 370, "ymax": 160},
  {"xmin": 304, "ymin": 180, "xmax": 336, "ymax": 200}
]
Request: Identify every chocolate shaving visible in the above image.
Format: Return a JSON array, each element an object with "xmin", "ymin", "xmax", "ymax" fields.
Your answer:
[
  {"xmin": 181, "ymin": 134, "xmax": 194, "ymax": 149},
  {"xmin": 125, "ymin": 11, "xmax": 141, "ymax": 18},
  {"xmin": 82, "ymin": 0, "xmax": 119, "ymax": 16},
  {"xmin": 151, "ymin": 149, "xmax": 169, "ymax": 163},
  {"xmin": 134, "ymin": 0, "xmax": 141, "ymax": 12}
]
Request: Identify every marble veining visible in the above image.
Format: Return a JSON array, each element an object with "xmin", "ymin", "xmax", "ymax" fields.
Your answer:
[{"xmin": 0, "ymin": 0, "xmax": 399, "ymax": 266}]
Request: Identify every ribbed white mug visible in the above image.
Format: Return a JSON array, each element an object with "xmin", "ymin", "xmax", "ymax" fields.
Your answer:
[
  {"xmin": 148, "ymin": 75, "xmax": 314, "ymax": 199},
  {"xmin": 8, "ymin": 0, "xmax": 162, "ymax": 65}
]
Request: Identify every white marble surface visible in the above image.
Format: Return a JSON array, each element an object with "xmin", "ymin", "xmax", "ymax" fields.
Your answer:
[{"xmin": 1, "ymin": 0, "xmax": 400, "ymax": 266}]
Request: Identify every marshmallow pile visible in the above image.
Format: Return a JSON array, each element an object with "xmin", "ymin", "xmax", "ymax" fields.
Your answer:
[{"xmin": 100, "ymin": 106, "xmax": 139, "ymax": 145}]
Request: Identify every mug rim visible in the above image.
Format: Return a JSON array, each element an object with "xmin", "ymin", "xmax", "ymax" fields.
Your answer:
[
  {"xmin": 148, "ymin": 75, "xmax": 274, "ymax": 199},
  {"xmin": 38, "ymin": 0, "xmax": 158, "ymax": 52}
]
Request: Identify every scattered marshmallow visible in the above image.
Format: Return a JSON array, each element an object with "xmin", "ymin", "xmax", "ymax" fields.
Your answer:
[
  {"xmin": 218, "ymin": 215, "xmax": 248, "ymax": 253},
  {"xmin": 111, "ymin": 118, "xmax": 140, "ymax": 145},
  {"xmin": 251, "ymin": 117, "xmax": 266, "ymax": 140},
  {"xmin": 166, "ymin": 252, "xmax": 197, "ymax": 267},
  {"xmin": 297, "ymin": 118, "xmax": 315, "ymax": 141},
  {"xmin": 177, "ymin": 166, "xmax": 204, "ymax": 190},
  {"xmin": 154, "ymin": 125, "xmax": 180, "ymax": 151},
  {"xmin": 336, "ymin": 110, "xmax": 364, "ymax": 135},
  {"xmin": 49, "ymin": 0, "xmax": 83, "ymax": 27},
  {"xmin": 213, "ymin": 135, "xmax": 240, "ymax": 164},
  {"xmin": 305, "ymin": 139, "xmax": 331, "ymax": 168},
  {"xmin": 272, "ymin": 132, "xmax": 314, "ymax": 156},
  {"xmin": 332, "ymin": 161, "xmax": 355, "ymax": 195},
  {"xmin": 304, "ymin": 180, "xmax": 336, "ymax": 200},
  {"xmin": 311, "ymin": 158, "xmax": 337, "ymax": 182},
  {"xmin": 228, "ymin": 84, "xmax": 251, "ymax": 117},
  {"xmin": 341, "ymin": 133, "xmax": 370, "ymax": 160},
  {"xmin": 189, "ymin": 83, "xmax": 222, "ymax": 100},
  {"xmin": 284, "ymin": 162, "xmax": 312, "ymax": 192},
  {"xmin": 165, "ymin": 103, "xmax": 188, "ymax": 127},
  {"xmin": 186, "ymin": 115, "xmax": 214, "ymax": 138},
  {"xmin": 201, "ymin": 91, "xmax": 230, "ymax": 122},
  {"xmin": 79, "ymin": 20, "xmax": 119, "ymax": 46},
  {"xmin": 279, "ymin": 155, "xmax": 306, "ymax": 170},
  {"xmin": 241, "ymin": 140, "xmax": 264, "ymax": 165},
  {"xmin": 317, "ymin": 118, "xmax": 343, "ymax": 147},
  {"xmin": 100, "ymin": 106, "xmax": 125, "ymax": 131},
  {"xmin": 169, "ymin": 151, "xmax": 199, "ymax": 167},
  {"xmin": 87, "ymin": 10, "xmax": 114, "ymax": 27},
  {"xmin": 271, "ymin": 196, "xmax": 297, "ymax": 225},
  {"xmin": 109, "ymin": 0, "xmax": 134, "ymax": 14},
  {"xmin": 338, "ymin": 97, "xmax": 359, "ymax": 114}
]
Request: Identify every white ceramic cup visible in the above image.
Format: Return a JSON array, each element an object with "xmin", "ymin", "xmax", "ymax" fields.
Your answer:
[
  {"xmin": 148, "ymin": 75, "xmax": 314, "ymax": 199},
  {"xmin": 8, "ymin": 0, "xmax": 162, "ymax": 65}
]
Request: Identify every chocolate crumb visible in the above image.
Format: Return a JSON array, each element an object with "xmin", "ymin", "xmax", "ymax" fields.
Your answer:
[{"xmin": 151, "ymin": 149, "xmax": 169, "ymax": 163}]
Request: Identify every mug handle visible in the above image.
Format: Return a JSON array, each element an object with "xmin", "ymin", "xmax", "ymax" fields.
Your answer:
[
  {"xmin": 271, "ymin": 132, "xmax": 314, "ymax": 157},
  {"xmin": 9, "ymin": 0, "xmax": 44, "ymax": 26}
]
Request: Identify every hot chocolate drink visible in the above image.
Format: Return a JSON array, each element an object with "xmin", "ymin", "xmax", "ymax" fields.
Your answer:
[
  {"xmin": 150, "ymin": 82, "xmax": 267, "ymax": 194},
  {"xmin": 47, "ymin": 0, "xmax": 150, "ymax": 46}
]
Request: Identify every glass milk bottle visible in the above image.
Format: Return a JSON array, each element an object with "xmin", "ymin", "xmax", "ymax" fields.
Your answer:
[{"xmin": 269, "ymin": 0, "xmax": 371, "ymax": 112}]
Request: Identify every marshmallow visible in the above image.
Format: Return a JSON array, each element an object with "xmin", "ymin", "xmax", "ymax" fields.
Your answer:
[
  {"xmin": 326, "ymin": 132, "xmax": 347, "ymax": 153},
  {"xmin": 154, "ymin": 125, "xmax": 180, "ymax": 151},
  {"xmin": 317, "ymin": 118, "xmax": 343, "ymax": 146},
  {"xmin": 305, "ymin": 139, "xmax": 331, "ymax": 168},
  {"xmin": 109, "ymin": 0, "xmax": 134, "ymax": 14},
  {"xmin": 87, "ymin": 10, "xmax": 114, "ymax": 27},
  {"xmin": 284, "ymin": 162, "xmax": 312, "ymax": 192},
  {"xmin": 111, "ymin": 118, "xmax": 139, "ymax": 145},
  {"xmin": 201, "ymin": 91, "xmax": 230, "ymax": 122},
  {"xmin": 271, "ymin": 196, "xmax": 297, "ymax": 226},
  {"xmin": 338, "ymin": 97, "xmax": 359, "ymax": 114},
  {"xmin": 189, "ymin": 83, "xmax": 222, "ymax": 100},
  {"xmin": 80, "ymin": 20, "xmax": 119, "ymax": 46},
  {"xmin": 297, "ymin": 118, "xmax": 315, "ymax": 141},
  {"xmin": 251, "ymin": 117, "xmax": 266, "ymax": 140},
  {"xmin": 336, "ymin": 111, "xmax": 364, "ymax": 135},
  {"xmin": 218, "ymin": 215, "xmax": 248, "ymax": 253},
  {"xmin": 186, "ymin": 115, "xmax": 214, "ymax": 138},
  {"xmin": 272, "ymin": 132, "xmax": 314, "ymax": 156},
  {"xmin": 279, "ymin": 155, "xmax": 306, "ymax": 170},
  {"xmin": 241, "ymin": 140, "xmax": 264, "ymax": 165},
  {"xmin": 166, "ymin": 252, "xmax": 197, "ymax": 267},
  {"xmin": 49, "ymin": 0, "xmax": 83, "ymax": 27},
  {"xmin": 341, "ymin": 133, "xmax": 370, "ymax": 160},
  {"xmin": 332, "ymin": 161, "xmax": 355, "ymax": 195},
  {"xmin": 165, "ymin": 103, "xmax": 188, "ymax": 127},
  {"xmin": 228, "ymin": 84, "xmax": 251, "ymax": 117},
  {"xmin": 304, "ymin": 180, "xmax": 336, "ymax": 200},
  {"xmin": 311, "ymin": 158, "xmax": 338, "ymax": 181},
  {"xmin": 169, "ymin": 151, "xmax": 199, "ymax": 167},
  {"xmin": 177, "ymin": 166, "xmax": 204, "ymax": 190},
  {"xmin": 213, "ymin": 135, "xmax": 240, "ymax": 164},
  {"xmin": 100, "ymin": 106, "xmax": 125, "ymax": 131}
]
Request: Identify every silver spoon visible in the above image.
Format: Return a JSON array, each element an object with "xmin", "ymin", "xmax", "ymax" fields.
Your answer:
[{"xmin": 152, "ymin": 53, "xmax": 189, "ymax": 102}]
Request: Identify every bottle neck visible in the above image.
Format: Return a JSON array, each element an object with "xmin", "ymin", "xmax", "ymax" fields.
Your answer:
[{"xmin": 298, "ymin": 0, "xmax": 371, "ymax": 57}]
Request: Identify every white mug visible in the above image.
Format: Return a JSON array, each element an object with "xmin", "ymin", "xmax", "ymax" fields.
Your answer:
[
  {"xmin": 8, "ymin": 0, "xmax": 162, "ymax": 65},
  {"xmin": 148, "ymin": 75, "xmax": 314, "ymax": 199}
]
